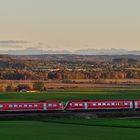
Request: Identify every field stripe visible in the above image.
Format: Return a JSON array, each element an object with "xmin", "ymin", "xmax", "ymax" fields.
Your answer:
[{"xmin": 39, "ymin": 120, "xmax": 140, "ymax": 129}]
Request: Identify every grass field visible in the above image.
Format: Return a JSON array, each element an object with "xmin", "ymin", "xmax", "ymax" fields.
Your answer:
[
  {"xmin": 1, "ymin": 118, "xmax": 140, "ymax": 140},
  {"xmin": 0, "ymin": 87, "xmax": 140, "ymax": 140},
  {"xmin": 0, "ymin": 87, "xmax": 140, "ymax": 102}
]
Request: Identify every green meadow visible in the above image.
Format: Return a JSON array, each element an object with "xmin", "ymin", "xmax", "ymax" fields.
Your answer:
[
  {"xmin": 0, "ymin": 88, "xmax": 140, "ymax": 140},
  {"xmin": 0, "ymin": 87, "xmax": 140, "ymax": 102},
  {"xmin": 0, "ymin": 118, "xmax": 140, "ymax": 140}
]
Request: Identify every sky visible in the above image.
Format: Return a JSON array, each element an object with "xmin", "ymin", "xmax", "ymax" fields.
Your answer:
[{"xmin": 0, "ymin": 0, "xmax": 140, "ymax": 51}]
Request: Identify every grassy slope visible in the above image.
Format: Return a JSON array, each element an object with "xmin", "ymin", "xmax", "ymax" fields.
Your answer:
[
  {"xmin": 0, "ymin": 87, "xmax": 140, "ymax": 102},
  {"xmin": 0, "ymin": 119, "xmax": 140, "ymax": 140}
]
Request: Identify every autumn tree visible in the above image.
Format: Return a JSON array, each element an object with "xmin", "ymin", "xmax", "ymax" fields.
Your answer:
[{"xmin": 33, "ymin": 82, "xmax": 45, "ymax": 91}]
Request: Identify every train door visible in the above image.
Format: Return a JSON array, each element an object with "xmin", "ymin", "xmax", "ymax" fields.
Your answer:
[
  {"xmin": 0, "ymin": 104, "xmax": 4, "ymax": 111},
  {"xmin": 43, "ymin": 103, "xmax": 47, "ymax": 111},
  {"xmin": 84, "ymin": 102, "xmax": 88, "ymax": 110},
  {"xmin": 134, "ymin": 101, "xmax": 138, "ymax": 109},
  {"xmin": 130, "ymin": 101, "xmax": 133, "ymax": 109}
]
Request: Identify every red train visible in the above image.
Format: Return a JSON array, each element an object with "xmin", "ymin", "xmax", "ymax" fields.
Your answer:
[
  {"xmin": 65, "ymin": 100, "xmax": 134, "ymax": 110},
  {"xmin": 0, "ymin": 101, "xmax": 64, "ymax": 112},
  {"xmin": 0, "ymin": 100, "xmax": 140, "ymax": 112}
]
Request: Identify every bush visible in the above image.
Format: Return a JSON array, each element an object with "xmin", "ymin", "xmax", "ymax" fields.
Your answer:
[
  {"xmin": 33, "ymin": 82, "xmax": 45, "ymax": 91},
  {"xmin": 5, "ymin": 85, "xmax": 15, "ymax": 92},
  {"xmin": 0, "ymin": 85, "xmax": 4, "ymax": 92},
  {"xmin": 16, "ymin": 84, "xmax": 30, "ymax": 91}
]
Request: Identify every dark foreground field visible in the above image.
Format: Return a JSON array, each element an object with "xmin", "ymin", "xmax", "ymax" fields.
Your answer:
[
  {"xmin": 0, "ymin": 87, "xmax": 140, "ymax": 140},
  {"xmin": 1, "ymin": 118, "xmax": 140, "ymax": 140}
]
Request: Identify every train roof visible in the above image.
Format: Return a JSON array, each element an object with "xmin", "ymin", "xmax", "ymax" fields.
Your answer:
[
  {"xmin": 67, "ymin": 100, "xmax": 132, "ymax": 102},
  {"xmin": 0, "ymin": 101, "xmax": 63, "ymax": 104}
]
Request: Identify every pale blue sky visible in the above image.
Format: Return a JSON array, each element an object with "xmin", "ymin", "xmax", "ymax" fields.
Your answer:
[{"xmin": 0, "ymin": 0, "xmax": 140, "ymax": 51}]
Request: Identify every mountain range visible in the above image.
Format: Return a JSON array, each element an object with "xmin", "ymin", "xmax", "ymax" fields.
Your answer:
[{"xmin": 0, "ymin": 47, "xmax": 140, "ymax": 55}]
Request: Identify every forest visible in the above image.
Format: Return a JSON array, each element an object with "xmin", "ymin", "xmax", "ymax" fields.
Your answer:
[{"xmin": 0, "ymin": 54, "xmax": 140, "ymax": 80}]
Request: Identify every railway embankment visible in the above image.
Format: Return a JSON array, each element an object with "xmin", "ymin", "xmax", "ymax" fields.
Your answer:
[{"xmin": 1, "ymin": 111, "xmax": 140, "ymax": 120}]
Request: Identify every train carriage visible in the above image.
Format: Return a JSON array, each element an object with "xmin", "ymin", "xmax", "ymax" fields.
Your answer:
[
  {"xmin": 87, "ymin": 100, "xmax": 133, "ymax": 110},
  {"xmin": 65, "ymin": 100, "xmax": 133, "ymax": 111},
  {"xmin": 0, "ymin": 101, "xmax": 64, "ymax": 112}
]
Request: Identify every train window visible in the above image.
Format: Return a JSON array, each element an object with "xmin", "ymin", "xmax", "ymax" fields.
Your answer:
[
  {"xmin": 53, "ymin": 104, "xmax": 57, "ymax": 107},
  {"xmin": 48, "ymin": 104, "xmax": 52, "ymax": 107},
  {"xmin": 9, "ymin": 105, "xmax": 13, "ymax": 108},
  {"xmin": 69, "ymin": 103, "xmax": 72, "ymax": 106},
  {"xmin": 98, "ymin": 103, "xmax": 101, "ymax": 106},
  {"xmin": 102, "ymin": 103, "xmax": 106, "ymax": 106},
  {"xmin": 14, "ymin": 105, "xmax": 18, "ymax": 107},
  {"xmin": 79, "ymin": 104, "xmax": 83, "ymax": 106},
  {"xmin": 93, "ymin": 103, "xmax": 96, "ymax": 106},
  {"xmin": 29, "ymin": 105, "xmax": 32, "ymax": 107},
  {"xmin": 34, "ymin": 104, "xmax": 38, "ymax": 107},
  {"xmin": 0, "ymin": 105, "xmax": 3, "ymax": 108},
  {"xmin": 75, "ymin": 104, "xmax": 78, "ymax": 106},
  {"xmin": 24, "ymin": 104, "xmax": 28, "ymax": 107},
  {"xmin": 111, "ymin": 103, "xmax": 115, "ymax": 106},
  {"xmin": 19, "ymin": 105, "xmax": 22, "ymax": 107},
  {"xmin": 124, "ymin": 103, "xmax": 128, "ymax": 106},
  {"xmin": 107, "ymin": 103, "xmax": 110, "ymax": 106}
]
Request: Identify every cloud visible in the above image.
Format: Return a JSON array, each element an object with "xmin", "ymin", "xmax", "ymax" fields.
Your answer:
[
  {"xmin": 0, "ymin": 40, "xmax": 30, "ymax": 44},
  {"xmin": 0, "ymin": 40, "xmax": 31, "ymax": 50},
  {"xmin": 0, "ymin": 40, "xmax": 56, "ymax": 51},
  {"xmin": 0, "ymin": 44, "xmax": 24, "ymax": 48}
]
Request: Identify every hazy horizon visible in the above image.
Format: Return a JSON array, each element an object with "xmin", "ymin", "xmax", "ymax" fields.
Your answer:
[{"xmin": 0, "ymin": 0, "xmax": 140, "ymax": 51}]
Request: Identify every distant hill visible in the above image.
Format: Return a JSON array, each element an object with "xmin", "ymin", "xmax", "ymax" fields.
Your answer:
[
  {"xmin": 0, "ymin": 47, "xmax": 72, "ymax": 55},
  {"xmin": 0, "ymin": 48, "xmax": 140, "ymax": 55},
  {"xmin": 74, "ymin": 49, "xmax": 140, "ymax": 55},
  {"xmin": 12, "ymin": 54, "xmax": 140, "ymax": 62}
]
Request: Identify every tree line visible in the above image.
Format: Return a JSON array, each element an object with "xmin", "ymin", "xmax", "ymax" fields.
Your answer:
[{"xmin": 0, "ymin": 69, "xmax": 140, "ymax": 80}]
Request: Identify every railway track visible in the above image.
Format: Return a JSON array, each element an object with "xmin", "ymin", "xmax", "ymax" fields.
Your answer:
[{"xmin": 1, "ymin": 110, "xmax": 140, "ymax": 119}]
